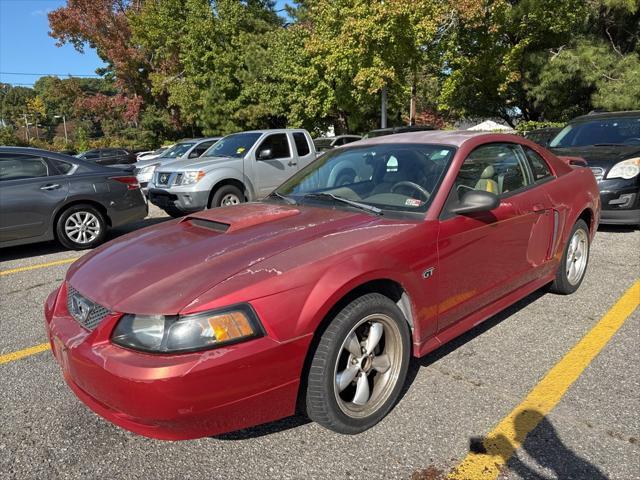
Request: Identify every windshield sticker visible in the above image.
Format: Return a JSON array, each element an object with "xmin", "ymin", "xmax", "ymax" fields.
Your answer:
[
  {"xmin": 405, "ymin": 198, "xmax": 422, "ymax": 207},
  {"xmin": 236, "ymin": 147, "xmax": 246, "ymax": 154}
]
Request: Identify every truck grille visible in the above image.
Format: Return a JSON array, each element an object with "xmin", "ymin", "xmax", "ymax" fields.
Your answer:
[
  {"xmin": 590, "ymin": 167, "xmax": 604, "ymax": 182},
  {"xmin": 66, "ymin": 285, "xmax": 111, "ymax": 330}
]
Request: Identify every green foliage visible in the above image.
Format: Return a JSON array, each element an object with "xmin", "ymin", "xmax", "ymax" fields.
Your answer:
[
  {"xmin": 515, "ymin": 120, "xmax": 565, "ymax": 134},
  {"xmin": 0, "ymin": 126, "xmax": 26, "ymax": 146}
]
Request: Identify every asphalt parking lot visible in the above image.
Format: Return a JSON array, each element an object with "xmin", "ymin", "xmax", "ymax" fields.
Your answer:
[{"xmin": 1, "ymin": 205, "xmax": 638, "ymax": 480}]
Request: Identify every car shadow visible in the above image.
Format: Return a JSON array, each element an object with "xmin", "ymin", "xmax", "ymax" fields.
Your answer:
[
  {"xmin": 212, "ymin": 288, "xmax": 549, "ymax": 442},
  {"xmin": 0, "ymin": 215, "xmax": 171, "ymax": 262}
]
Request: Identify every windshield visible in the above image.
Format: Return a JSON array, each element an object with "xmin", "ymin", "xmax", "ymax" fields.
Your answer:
[
  {"xmin": 275, "ymin": 143, "xmax": 455, "ymax": 213},
  {"xmin": 202, "ymin": 132, "xmax": 262, "ymax": 158},
  {"xmin": 550, "ymin": 116, "xmax": 640, "ymax": 148},
  {"xmin": 159, "ymin": 142, "xmax": 195, "ymax": 159},
  {"xmin": 314, "ymin": 138, "xmax": 334, "ymax": 150}
]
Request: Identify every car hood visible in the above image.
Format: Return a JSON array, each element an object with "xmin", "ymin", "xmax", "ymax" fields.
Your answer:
[
  {"xmin": 156, "ymin": 155, "xmax": 238, "ymax": 173},
  {"xmin": 550, "ymin": 145, "xmax": 640, "ymax": 169},
  {"xmin": 66, "ymin": 203, "xmax": 384, "ymax": 315}
]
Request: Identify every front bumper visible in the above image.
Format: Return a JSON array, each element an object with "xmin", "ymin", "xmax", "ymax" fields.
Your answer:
[
  {"xmin": 597, "ymin": 177, "xmax": 640, "ymax": 225},
  {"xmin": 147, "ymin": 187, "xmax": 209, "ymax": 213},
  {"xmin": 44, "ymin": 284, "xmax": 310, "ymax": 440}
]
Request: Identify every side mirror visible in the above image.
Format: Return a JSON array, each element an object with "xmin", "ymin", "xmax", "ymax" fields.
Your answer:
[
  {"xmin": 188, "ymin": 150, "xmax": 200, "ymax": 158},
  {"xmin": 257, "ymin": 148, "xmax": 273, "ymax": 160},
  {"xmin": 450, "ymin": 190, "xmax": 499, "ymax": 215}
]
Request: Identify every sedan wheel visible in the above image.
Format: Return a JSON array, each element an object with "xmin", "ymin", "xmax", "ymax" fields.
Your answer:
[
  {"xmin": 305, "ymin": 293, "xmax": 410, "ymax": 434},
  {"xmin": 56, "ymin": 204, "xmax": 107, "ymax": 250}
]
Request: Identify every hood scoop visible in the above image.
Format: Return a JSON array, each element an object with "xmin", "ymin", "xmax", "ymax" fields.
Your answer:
[{"xmin": 182, "ymin": 203, "xmax": 300, "ymax": 233}]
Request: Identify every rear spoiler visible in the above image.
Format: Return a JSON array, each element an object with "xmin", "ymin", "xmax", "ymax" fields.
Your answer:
[{"xmin": 557, "ymin": 156, "xmax": 587, "ymax": 168}]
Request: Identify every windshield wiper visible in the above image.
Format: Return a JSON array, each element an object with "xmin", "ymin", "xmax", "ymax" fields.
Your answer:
[
  {"xmin": 303, "ymin": 192, "xmax": 383, "ymax": 215},
  {"xmin": 268, "ymin": 191, "xmax": 297, "ymax": 205}
]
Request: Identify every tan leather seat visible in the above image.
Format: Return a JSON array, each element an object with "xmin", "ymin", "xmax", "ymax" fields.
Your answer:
[{"xmin": 475, "ymin": 165, "xmax": 499, "ymax": 194}]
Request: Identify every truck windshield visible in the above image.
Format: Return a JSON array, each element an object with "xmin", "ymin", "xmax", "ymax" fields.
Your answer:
[
  {"xmin": 159, "ymin": 143, "xmax": 195, "ymax": 159},
  {"xmin": 203, "ymin": 132, "xmax": 263, "ymax": 158}
]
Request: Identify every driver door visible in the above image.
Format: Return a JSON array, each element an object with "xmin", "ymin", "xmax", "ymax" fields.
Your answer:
[{"xmin": 435, "ymin": 143, "xmax": 535, "ymax": 331}]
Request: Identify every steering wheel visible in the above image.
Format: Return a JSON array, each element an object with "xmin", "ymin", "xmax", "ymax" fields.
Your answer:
[
  {"xmin": 623, "ymin": 137, "xmax": 640, "ymax": 145},
  {"xmin": 391, "ymin": 181, "xmax": 430, "ymax": 200}
]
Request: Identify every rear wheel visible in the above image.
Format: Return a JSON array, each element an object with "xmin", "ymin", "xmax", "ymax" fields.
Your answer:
[
  {"xmin": 549, "ymin": 219, "xmax": 590, "ymax": 294},
  {"xmin": 56, "ymin": 204, "xmax": 107, "ymax": 250},
  {"xmin": 209, "ymin": 185, "xmax": 244, "ymax": 208},
  {"xmin": 305, "ymin": 293, "xmax": 410, "ymax": 434}
]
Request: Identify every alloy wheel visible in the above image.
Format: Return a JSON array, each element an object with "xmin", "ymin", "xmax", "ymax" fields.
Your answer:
[
  {"xmin": 566, "ymin": 228, "xmax": 588, "ymax": 285},
  {"xmin": 64, "ymin": 211, "xmax": 101, "ymax": 244}
]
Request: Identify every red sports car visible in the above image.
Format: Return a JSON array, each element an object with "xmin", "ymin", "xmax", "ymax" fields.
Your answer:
[{"xmin": 45, "ymin": 131, "xmax": 600, "ymax": 440}]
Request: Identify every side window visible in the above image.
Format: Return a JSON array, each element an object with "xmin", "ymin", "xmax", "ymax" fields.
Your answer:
[
  {"xmin": 190, "ymin": 142, "xmax": 213, "ymax": 158},
  {"xmin": 334, "ymin": 138, "xmax": 345, "ymax": 146},
  {"xmin": 523, "ymin": 147, "xmax": 553, "ymax": 182},
  {"xmin": 83, "ymin": 151, "xmax": 100, "ymax": 160},
  {"xmin": 292, "ymin": 132, "xmax": 310, "ymax": 156},
  {"xmin": 0, "ymin": 154, "xmax": 49, "ymax": 181},
  {"xmin": 344, "ymin": 137, "xmax": 359, "ymax": 145},
  {"xmin": 52, "ymin": 159, "xmax": 74, "ymax": 175},
  {"xmin": 453, "ymin": 144, "xmax": 530, "ymax": 197},
  {"xmin": 258, "ymin": 133, "xmax": 291, "ymax": 159}
]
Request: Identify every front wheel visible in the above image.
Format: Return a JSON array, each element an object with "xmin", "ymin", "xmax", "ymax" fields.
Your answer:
[
  {"xmin": 209, "ymin": 185, "xmax": 244, "ymax": 208},
  {"xmin": 549, "ymin": 219, "xmax": 590, "ymax": 294},
  {"xmin": 56, "ymin": 204, "xmax": 107, "ymax": 250},
  {"xmin": 305, "ymin": 293, "xmax": 411, "ymax": 434}
]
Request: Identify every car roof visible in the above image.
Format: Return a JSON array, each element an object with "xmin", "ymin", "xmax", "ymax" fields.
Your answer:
[
  {"xmin": 0, "ymin": 146, "xmax": 107, "ymax": 170},
  {"xmin": 233, "ymin": 129, "xmax": 308, "ymax": 134},
  {"xmin": 356, "ymin": 130, "xmax": 521, "ymax": 148},
  {"xmin": 570, "ymin": 110, "xmax": 640, "ymax": 123}
]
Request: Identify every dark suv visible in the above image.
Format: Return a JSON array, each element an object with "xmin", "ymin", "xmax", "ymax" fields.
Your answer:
[
  {"xmin": 77, "ymin": 148, "xmax": 136, "ymax": 166},
  {"xmin": 549, "ymin": 111, "xmax": 640, "ymax": 226}
]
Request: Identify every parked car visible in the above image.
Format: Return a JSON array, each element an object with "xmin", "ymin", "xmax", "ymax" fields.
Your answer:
[
  {"xmin": 136, "ymin": 147, "xmax": 169, "ymax": 161},
  {"xmin": 147, "ymin": 129, "xmax": 316, "ymax": 216},
  {"xmin": 134, "ymin": 138, "xmax": 219, "ymax": 191},
  {"xmin": 0, "ymin": 147, "xmax": 147, "ymax": 250},
  {"xmin": 76, "ymin": 148, "xmax": 136, "ymax": 166},
  {"xmin": 314, "ymin": 135, "xmax": 362, "ymax": 152},
  {"xmin": 549, "ymin": 110, "xmax": 640, "ymax": 225},
  {"xmin": 45, "ymin": 131, "xmax": 599, "ymax": 439},
  {"xmin": 524, "ymin": 126, "xmax": 563, "ymax": 147},
  {"xmin": 363, "ymin": 125, "xmax": 434, "ymax": 138}
]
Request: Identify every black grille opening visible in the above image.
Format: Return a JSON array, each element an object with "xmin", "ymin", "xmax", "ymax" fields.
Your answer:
[{"xmin": 188, "ymin": 218, "xmax": 230, "ymax": 233}]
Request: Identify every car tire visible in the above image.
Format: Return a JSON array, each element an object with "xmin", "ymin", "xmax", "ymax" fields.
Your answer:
[
  {"xmin": 549, "ymin": 219, "xmax": 590, "ymax": 295},
  {"xmin": 305, "ymin": 293, "xmax": 411, "ymax": 434},
  {"xmin": 163, "ymin": 207, "xmax": 185, "ymax": 218},
  {"xmin": 209, "ymin": 185, "xmax": 245, "ymax": 208},
  {"xmin": 56, "ymin": 204, "xmax": 107, "ymax": 250}
]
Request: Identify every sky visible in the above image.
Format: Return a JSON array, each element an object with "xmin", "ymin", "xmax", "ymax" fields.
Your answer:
[{"xmin": 0, "ymin": 0, "xmax": 290, "ymax": 88}]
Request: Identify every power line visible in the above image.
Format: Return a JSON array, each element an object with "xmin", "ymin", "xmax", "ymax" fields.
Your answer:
[{"xmin": 0, "ymin": 71, "xmax": 102, "ymax": 77}]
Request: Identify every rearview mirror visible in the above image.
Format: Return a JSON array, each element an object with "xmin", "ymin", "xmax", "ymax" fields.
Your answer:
[
  {"xmin": 450, "ymin": 190, "xmax": 499, "ymax": 215},
  {"xmin": 257, "ymin": 148, "xmax": 273, "ymax": 160}
]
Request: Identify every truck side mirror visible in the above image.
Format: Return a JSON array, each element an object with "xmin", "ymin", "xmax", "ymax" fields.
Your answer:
[{"xmin": 257, "ymin": 148, "xmax": 273, "ymax": 160}]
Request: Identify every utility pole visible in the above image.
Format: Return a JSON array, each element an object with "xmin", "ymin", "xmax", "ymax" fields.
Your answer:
[
  {"xmin": 409, "ymin": 83, "xmax": 417, "ymax": 126},
  {"xmin": 23, "ymin": 113, "xmax": 30, "ymax": 142},
  {"xmin": 54, "ymin": 115, "xmax": 68, "ymax": 143},
  {"xmin": 381, "ymin": 85, "xmax": 387, "ymax": 129}
]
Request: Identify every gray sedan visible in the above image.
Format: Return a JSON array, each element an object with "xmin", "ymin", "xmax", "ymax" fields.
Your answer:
[{"xmin": 0, "ymin": 147, "xmax": 147, "ymax": 250}]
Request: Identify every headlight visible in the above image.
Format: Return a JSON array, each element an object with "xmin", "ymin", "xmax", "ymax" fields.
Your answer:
[
  {"xmin": 136, "ymin": 164, "xmax": 158, "ymax": 182},
  {"xmin": 178, "ymin": 170, "xmax": 206, "ymax": 185},
  {"xmin": 606, "ymin": 158, "xmax": 640, "ymax": 180},
  {"xmin": 111, "ymin": 304, "xmax": 263, "ymax": 353}
]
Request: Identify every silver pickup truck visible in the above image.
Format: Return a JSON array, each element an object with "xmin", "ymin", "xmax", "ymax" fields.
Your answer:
[{"xmin": 147, "ymin": 129, "xmax": 316, "ymax": 216}]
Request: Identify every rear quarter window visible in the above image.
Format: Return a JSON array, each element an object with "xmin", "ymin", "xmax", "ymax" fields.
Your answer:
[
  {"xmin": 523, "ymin": 147, "xmax": 553, "ymax": 181},
  {"xmin": 293, "ymin": 132, "xmax": 310, "ymax": 156}
]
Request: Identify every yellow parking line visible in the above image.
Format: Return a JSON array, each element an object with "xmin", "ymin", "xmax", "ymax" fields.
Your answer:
[
  {"xmin": 0, "ymin": 343, "xmax": 51, "ymax": 365},
  {"xmin": 449, "ymin": 280, "xmax": 640, "ymax": 480},
  {"xmin": 0, "ymin": 258, "xmax": 78, "ymax": 276}
]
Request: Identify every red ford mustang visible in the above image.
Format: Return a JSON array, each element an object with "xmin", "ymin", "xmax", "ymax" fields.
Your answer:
[{"xmin": 45, "ymin": 131, "xmax": 600, "ymax": 440}]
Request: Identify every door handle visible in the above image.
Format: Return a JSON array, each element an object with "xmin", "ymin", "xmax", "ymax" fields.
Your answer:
[
  {"xmin": 40, "ymin": 184, "xmax": 61, "ymax": 191},
  {"xmin": 288, "ymin": 161, "xmax": 297, "ymax": 167}
]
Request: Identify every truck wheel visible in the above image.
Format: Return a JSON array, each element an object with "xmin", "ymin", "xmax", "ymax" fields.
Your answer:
[
  {"xmin": 209, "ymin": 185, "xmax": 244, "ymax": 208},
  {"xmin": 56, "ymin": 204, "xmax": 107, "ymax": 250}
]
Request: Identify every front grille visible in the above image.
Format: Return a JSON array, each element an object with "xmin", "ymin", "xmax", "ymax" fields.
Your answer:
[
  {"xmin": 156, "ymin": 171, "xmax": 172, "ymax": 186},
  {"xmin": 590, "ymin": 167, "xmax": 604, "ymax": 182},
  {"xmin": 66, "ymin": 285, "xmax": 111, "ymax": 330}
]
